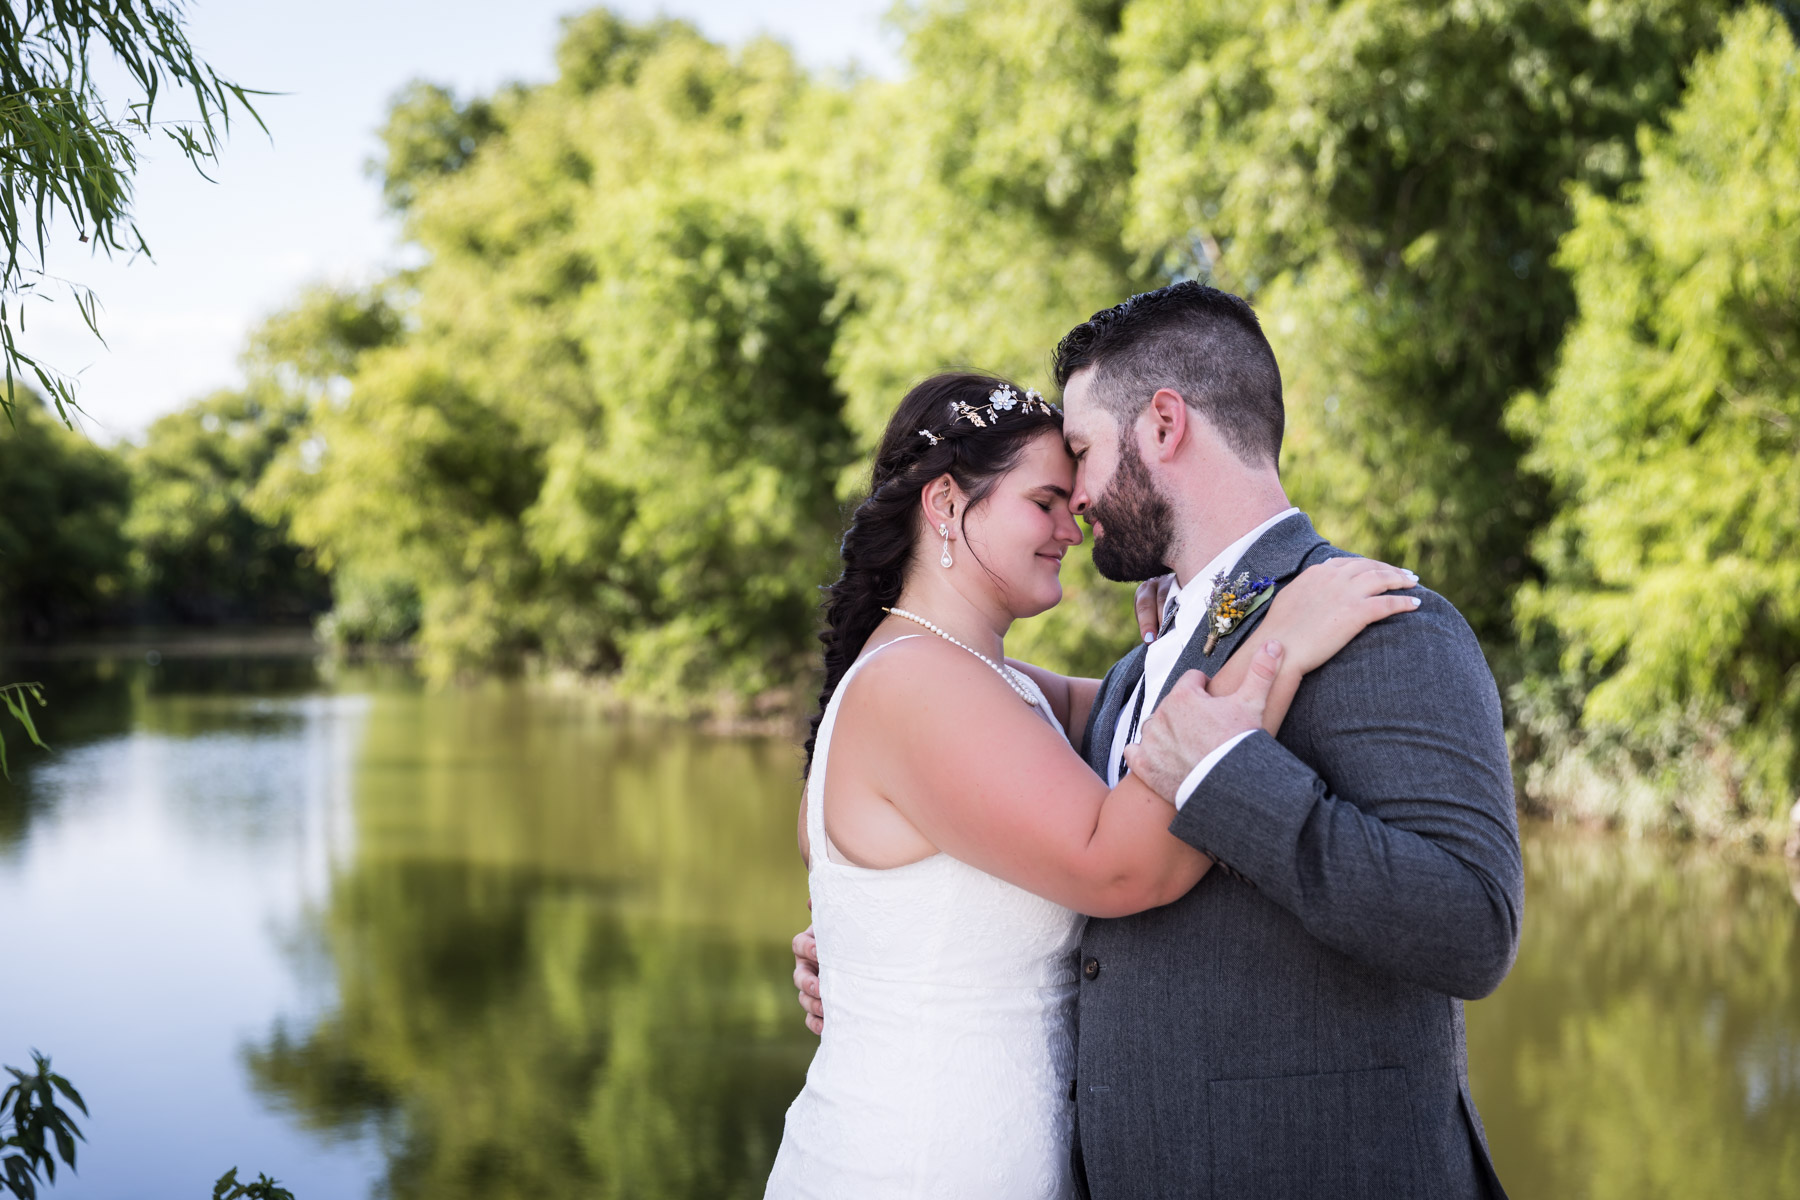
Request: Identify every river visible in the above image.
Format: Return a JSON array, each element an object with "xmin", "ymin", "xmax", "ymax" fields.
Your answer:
[{"xmin": 1, "ymin": 648, "xmax": 1795, "ymax": 1198}]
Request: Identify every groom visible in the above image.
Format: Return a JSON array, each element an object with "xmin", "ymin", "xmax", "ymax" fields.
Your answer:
[{"xmin": 795, "ymin": 281, "xmax": 1522, "ymax": 1198}]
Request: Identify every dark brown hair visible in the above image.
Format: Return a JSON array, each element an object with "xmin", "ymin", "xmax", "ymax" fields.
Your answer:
[
  {"xmin": 804, "ymin": 372, "xmax": 1062, "ymax": 774},
  {"xmin": 1052, "ymin": 281, "xmax": 1284, "ymax": 467}
]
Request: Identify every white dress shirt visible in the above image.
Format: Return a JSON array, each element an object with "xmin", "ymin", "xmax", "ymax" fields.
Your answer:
[{"xmin": 1106, "ymin": 508, "xmax": 1300, "ymax": 806}]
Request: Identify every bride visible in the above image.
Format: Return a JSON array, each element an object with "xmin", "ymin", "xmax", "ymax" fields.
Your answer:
[{"xmin": 764, "ymin": 372, "xmax": 1417, "ymax": 1199}]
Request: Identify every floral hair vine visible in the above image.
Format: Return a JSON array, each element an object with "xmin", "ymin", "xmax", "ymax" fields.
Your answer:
[{"xmin": 917, "ymin": 385, "xmax": 1057, "ymax": 446}]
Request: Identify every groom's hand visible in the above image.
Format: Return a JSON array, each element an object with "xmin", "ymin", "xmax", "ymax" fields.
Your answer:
[
  {"xmin": 1124, "ymin": 640, "xmax": 1285, "ymax": 798},
  {"xmin": 793, "ymin": 924, "xmax": 824, "ymax": 1035}
]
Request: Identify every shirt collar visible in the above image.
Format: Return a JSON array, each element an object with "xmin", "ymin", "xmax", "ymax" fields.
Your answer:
[{"xmin": 1167, "ymin": 507, "xmax": 1301, "ymax": 627}]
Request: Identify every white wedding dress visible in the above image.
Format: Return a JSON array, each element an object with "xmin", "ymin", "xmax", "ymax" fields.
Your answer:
[{"xmin": 765, "ymin": 636, "xmax": 1086, "ymax": 1199}]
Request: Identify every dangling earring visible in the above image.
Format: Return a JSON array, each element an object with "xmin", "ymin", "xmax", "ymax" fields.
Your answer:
[{"xmin": 939, "ymin": 523, "xmax": 953, "ymax": 569}]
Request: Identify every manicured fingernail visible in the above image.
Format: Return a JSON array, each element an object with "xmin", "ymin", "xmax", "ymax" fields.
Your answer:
[
  {"xmin": 1265, "ymin": 640, "xmax": 1282, "ymax": 655},
  {"xmin": 1404, "ymin": 570, "xmax": 1419, "ymax": 580},
  {"xmin": 1143, "ymin": 632, "xmax": 1156, "ymax": 643},
  {"xmin": 1409, "ymin": 597, "xmax": 1421, "ymax": 607}
]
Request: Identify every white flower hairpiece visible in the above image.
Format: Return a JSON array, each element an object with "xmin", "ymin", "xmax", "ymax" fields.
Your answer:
[{"xmin": 917, "ymin": 386, "xmax": 1056, "ymax": 444}]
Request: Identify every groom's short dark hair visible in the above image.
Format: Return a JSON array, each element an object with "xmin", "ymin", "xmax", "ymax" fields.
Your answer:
[{"xmin": 1052, "ymin": 281, "xmax": 1283, "ymax": 467}]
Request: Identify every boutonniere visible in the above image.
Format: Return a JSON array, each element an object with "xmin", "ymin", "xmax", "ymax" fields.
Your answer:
[{"xmin": 1202, "ymin": 570, "xmax": 1276, "ymax": 655}]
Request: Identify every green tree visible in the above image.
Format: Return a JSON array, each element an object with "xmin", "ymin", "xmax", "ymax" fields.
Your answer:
[
  {"xmin": 0, "ymin": 392, "xmax": 128, "ymax": 773},
  {"xmin": 371, "ymin": 81, "xmax": 503, "ymax": 214},
  {"xmin": 125, "ymin": 385, "xmax": 329, "ymax": 624},
  {"xmin": 0, "ymin": 395, "xmax": 129, "ymax": 640},
  {"xmin": 234, "ymin": 0, "xmax": 1764, "ymax": 738},
  {"xmin": 259, "ymin": 16, "xmax": 861, "ymax": 697},
  {"xmin": 552, "ymin": 193, "xmax": 853, "ymax": 702},
  {"xmin": 1115, "ymin": 0, "xmax": 1729, "ymax": 644},
  {"xmin": 1505, "ymin": 6, "xmax": 1800, "ymax": 840}
]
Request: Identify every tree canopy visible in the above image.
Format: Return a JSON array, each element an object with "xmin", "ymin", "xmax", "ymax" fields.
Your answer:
[
  {"xmin": 1507, "ymin": 6, "xmax": 1800, "ymax": 836},
  {"xmin": 6, "ymin": 1, "xmax": 1795, "ymax": 838}
]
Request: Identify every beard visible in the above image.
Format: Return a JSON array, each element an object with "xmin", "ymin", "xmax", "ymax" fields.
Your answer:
[{"xmin": 1086, "ymin": 442, "xmax": 1176, "ymax": 582}]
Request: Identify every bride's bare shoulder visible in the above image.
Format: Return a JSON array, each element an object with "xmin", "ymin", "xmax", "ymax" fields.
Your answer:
[
  {"xmin": 838, "ymin": 635, "xmax": 1060, "ymax": 752},
  {"xmin": 840, "ymin": 634, "xmax": 983, "ymax": 704}
]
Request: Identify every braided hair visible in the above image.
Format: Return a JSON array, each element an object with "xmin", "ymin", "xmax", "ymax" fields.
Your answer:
[{"xmin": 803, "ymin": 372, "xmax": 1063, "ymax": 774}]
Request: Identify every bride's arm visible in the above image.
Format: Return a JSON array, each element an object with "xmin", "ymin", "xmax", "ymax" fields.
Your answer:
[
  {"xmin": 842, "ymin": 640, "xmax": 1217, "ymax": 918},
  {"xmin": 1205, "ymin": 557, "xmax": 1420, "ymax": 731},
  {"xmin": 1003, "ymin": 660, "xmax": 1101, "ymax": 737}
]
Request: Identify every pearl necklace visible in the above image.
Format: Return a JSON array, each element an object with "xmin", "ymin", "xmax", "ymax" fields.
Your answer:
[{"xmin": 883, "ymin": 607, "xmax": 1039, "ymax": 707}]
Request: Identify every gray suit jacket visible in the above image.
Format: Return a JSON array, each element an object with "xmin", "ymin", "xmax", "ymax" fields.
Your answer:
[{"xmin": 1074, "ymin": 513, "xmax": 1521, "ymax": 1200}]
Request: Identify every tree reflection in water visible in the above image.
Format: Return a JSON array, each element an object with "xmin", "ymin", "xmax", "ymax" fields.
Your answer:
[
  {"xmin": 1468, "ymin": 828, "xmax": 1800, "ymax": 1198},
  {"xmin": 243, "ymin": 683, "xmax": 816, "ymax": 1199},
  {"xmin": 231, "ymin": 677, "xmax": 1800, "ymax": 1199}
]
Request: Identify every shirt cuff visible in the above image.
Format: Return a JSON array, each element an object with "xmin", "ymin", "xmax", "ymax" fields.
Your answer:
[{"xmin": 1173, "ymin": 730, "xmax": 1257, "ymax": 810}]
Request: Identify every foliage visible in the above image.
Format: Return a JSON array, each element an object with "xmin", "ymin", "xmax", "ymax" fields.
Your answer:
[
  {"xmin": 1115, "ymin": 0, "xmax": 1730, "ymax": 644},
  {"xmin": 370, "ymin": 81, "xmax": 502, "ymax": 214},
  {"xmin": 254, "ymin": 17, "xmax": 864, "ymax": 696},
  {"xmin": 0, "ymin": 0, "xmax": 263, "ymax": 422},
  {"xmin": 818, "ymin": 0, "xmax": 1145, "ymax": 448},
  {"xmin": 1505, "ymin": 7, "xmax": 1800, "ymax": 838},
  {"xmin": 0, "ymin": 395, "xmax": 130, "ymax": 640},
  {"xmin": 0, "ymin": 682, "xmax": 46, "ymax": 780},
  {"xmin": 211, "ymin": 1168, "xmax": 295, "ymax": 1200},
  {"xmin": 125, "ymin": 385, "xmax": 330, "ymax": 624},
  {"xmin": 5, "ymin": 2, "xmax": 1790, "ymax": 839},
  {"xmin": 0, "ymin": 1053, "xmax": 85, "ymax": 1200},
  {"xmin": 255, "ymin": 1, "xmax": 1744, "ymax": 700}
]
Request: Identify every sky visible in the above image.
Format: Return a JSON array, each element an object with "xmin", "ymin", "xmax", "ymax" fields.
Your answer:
[{"xmin": 26, "ymin": 1, "xmax": 902, "ymax": 443}]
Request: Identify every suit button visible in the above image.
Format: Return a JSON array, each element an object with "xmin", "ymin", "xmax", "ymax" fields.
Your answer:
[{"xmin": 1082, "ymin": 957, "xmax": 1100, "ymax": 980}]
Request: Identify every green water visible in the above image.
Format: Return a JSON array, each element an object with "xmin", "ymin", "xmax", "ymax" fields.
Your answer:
[{"xmin": 1, "ymin": 650, "xmax": 1795, "ymax": 1198}]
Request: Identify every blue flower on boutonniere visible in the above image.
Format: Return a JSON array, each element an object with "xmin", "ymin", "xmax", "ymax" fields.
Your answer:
[{"xmin": 1202, "ymin": 570, "xmax": 1276, "ymax": 655}]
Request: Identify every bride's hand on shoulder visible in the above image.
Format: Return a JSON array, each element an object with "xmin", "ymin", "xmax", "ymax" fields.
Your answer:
[
  {"xmin": 1135, "ymin": 573, "xmax": 1177, "ymax": 643},
  {"xmin": 1260, "ymin": 557, "xmax": 1421, "ymax": 674}
]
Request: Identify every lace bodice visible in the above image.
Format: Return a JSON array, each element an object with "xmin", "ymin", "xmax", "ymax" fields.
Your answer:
[{"xmin": 765, "ymin": 636, "xmax": 1086, "ymax": 1199}]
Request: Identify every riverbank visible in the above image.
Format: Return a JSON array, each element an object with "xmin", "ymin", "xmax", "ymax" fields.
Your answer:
[{"xmin": 8, "ymin": 631, "xmax": 1797, "ymax": 856}]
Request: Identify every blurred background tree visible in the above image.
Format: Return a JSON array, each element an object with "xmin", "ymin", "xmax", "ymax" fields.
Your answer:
[
  {"xmin": 5, "ymin": 1, "xmax": 1796, "ymax": 840},
  {"xmin": 1116, "ymin": 0, "xmax": 1731, "ymax": 645},
  {"xmin": 125, "ymin": 385, "xmax": 330, "ymax": 625},
  {"xmin": 0, "ymin": 395, "xmax": 129, "ymax": 641},
  {"xmin": 1506, "ymin": 7, "xmax": 1800, "ymax": 841}
]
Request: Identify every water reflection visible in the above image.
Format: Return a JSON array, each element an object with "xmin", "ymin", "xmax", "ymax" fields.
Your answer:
[
  {"xmin": 240, "ymin": 676, "xmax": 817, "ymax": 1199},
  {"xmin": 1468, "ymin": 830, "xmax": 1800, "ymax": 1198},
  {"xmin": 1, "ymin": 651, "xmax": 1796, "ymax": 1199}
]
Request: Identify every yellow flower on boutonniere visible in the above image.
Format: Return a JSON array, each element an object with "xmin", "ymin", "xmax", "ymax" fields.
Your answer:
[{"xmin": 1202, "ymin": 570, "xmax": 1276, "ymax": 655}]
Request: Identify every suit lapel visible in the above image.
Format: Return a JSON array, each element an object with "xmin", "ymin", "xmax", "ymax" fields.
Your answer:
[
  {"xmin": 1155, "ymin": 512, "xmax": 1330, "ymax": 708},
  {"xmin": 1083, "ymin": 643, "xmax": 1147, "ymax": 776}
]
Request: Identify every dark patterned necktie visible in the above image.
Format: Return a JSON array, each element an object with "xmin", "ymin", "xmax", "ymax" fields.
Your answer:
[
  {"xmin": 1157, "ymin": 595, "xmax": 1180, "ymax": 639},
  {"xmin": 1119, "ymin": 597, "xmax": 1180, "ymax": 780}
]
